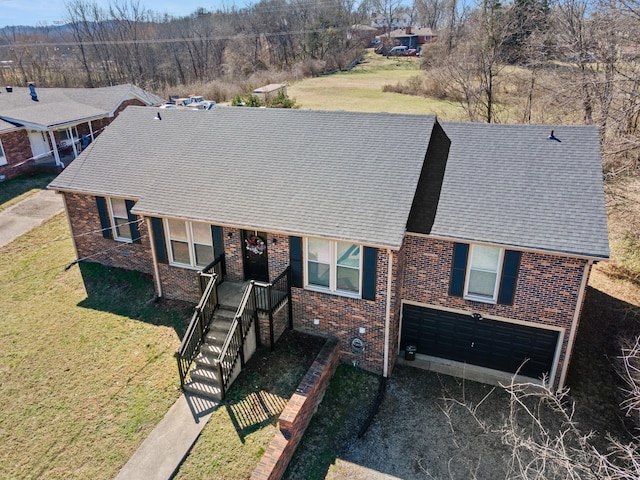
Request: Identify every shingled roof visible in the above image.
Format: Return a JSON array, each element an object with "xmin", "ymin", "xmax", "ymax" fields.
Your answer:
[
  {"xmin": 50, "ymin": 107, "xmax": 437, "ymax": 249},
  {"xmin": 429, "ymin": 122, "xmax": 609, "ymax": 258},
  {"xmin": 0, "ymin": 84, "xmax": 165, "ymax": 129},
  {"xmin": 49, "ymin": 107, "xmax": 609, "ymax": 257}
]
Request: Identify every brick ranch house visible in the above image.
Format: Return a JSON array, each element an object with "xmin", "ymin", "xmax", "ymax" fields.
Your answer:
[
  {"xmin": 0, "ymin": 83, "xmax": 164, "ymax": 180},
  {"xmin": 49, "ymin": 106, "xmax": 609, "ymax": 391}
]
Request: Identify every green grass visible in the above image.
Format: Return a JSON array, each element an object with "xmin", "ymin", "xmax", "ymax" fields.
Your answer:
[
  {"xmin": 0, "ymin": 213, "xmax": 191, "ymax": 480},
  {"xmin": 287, "ymin": 51, "xmax": 465, "ymax": 119},
  {"xmin": 0, "ymin": 173, "xmax": 57, "ymax": 212}
]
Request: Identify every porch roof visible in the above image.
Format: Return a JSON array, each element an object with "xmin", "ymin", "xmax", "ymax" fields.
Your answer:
[
  {"xmin": 0, "ymin": 84, "xmax": 165, "ymax": 130},
  {"xmin": 50, "ymin": 107, "xmax": 437, "ymax": 249}
]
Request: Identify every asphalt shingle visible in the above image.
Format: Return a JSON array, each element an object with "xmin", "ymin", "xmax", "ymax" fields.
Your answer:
[
  {"xmin": 431, "ymin": 122, "xmax": 609, "ymax": 258},
  {"xmin": 50, "ymin": 107, "xmax": 437, "ymax": 248}
]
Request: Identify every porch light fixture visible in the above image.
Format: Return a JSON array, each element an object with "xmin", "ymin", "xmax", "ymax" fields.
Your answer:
[
  {"xmin": 271, "ymin": 237, "xmax": 277, "ymax": 244},
  {"xmin": 226, "ymin": 232, "xmax": 233, "ymax": 239}
]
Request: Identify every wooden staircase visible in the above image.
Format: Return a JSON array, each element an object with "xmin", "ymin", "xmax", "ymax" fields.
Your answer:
[{"xmin": 182, "ymin": 307, "xmax": 236, "ymax": 401}]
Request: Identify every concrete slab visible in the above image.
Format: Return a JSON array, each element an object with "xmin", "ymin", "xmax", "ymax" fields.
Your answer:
[
  {"xmin": 115, "ymin": 393, "xmax": 219, "ymax": 480},
  {"xmin": 217, "ymin": 281, "xmax": 248, "ymax": 310},
  {"xmin": 0, "ymin": 189, "xmax": 64, "ymax": 247}
]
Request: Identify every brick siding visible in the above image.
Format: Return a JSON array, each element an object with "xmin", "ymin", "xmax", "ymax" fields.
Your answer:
[
  {"xmin": 250, "ymin": 337, "xmax": 340, "ymax": 480},
  {"xmin": 292, "ymin": 248, "xmax": 395, "ymax": 375},
  {"xmin": 64, "ymin": 192, "xmax": 154, "ymax": 275},
  {"xmin": 0, "ymin": 129, "xmax": 35, "ymax": 180},
  {"xmin": 61, "ymin": 193, "xmax": 590, "ymax": 387},
  {"xmin": 400, "ymin": 234, "xmax": 588, "ymax": 387}
]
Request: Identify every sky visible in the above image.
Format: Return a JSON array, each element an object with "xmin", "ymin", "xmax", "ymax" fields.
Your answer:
[{"xmin": 0, "ymin": 0, "xmax": 250, "ymax": 28}]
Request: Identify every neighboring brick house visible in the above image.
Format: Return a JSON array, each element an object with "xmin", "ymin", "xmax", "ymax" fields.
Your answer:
[
  {"xmin": 0, "ymin": 83, "xmax": 164, "ymax": 180},
  {"xmin": 48, "ymin": 107, "xmax": 609, "ymax": 390}
]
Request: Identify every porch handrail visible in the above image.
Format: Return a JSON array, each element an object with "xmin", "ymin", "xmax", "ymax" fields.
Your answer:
[
  {"xmin": 175, "ymin": 272, "xmax": 219, "ymax": 388},
  {"xmin": 199, "ymin": 253, "xmax": 225, "ymax": 294},
  {"xmin": 215, "ymin": 281, "xmax": 258, "ymax": 398}
]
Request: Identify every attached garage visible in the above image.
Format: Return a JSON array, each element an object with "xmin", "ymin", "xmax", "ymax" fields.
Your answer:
[{"xmin": 401, "ymin": 304, "xmax": 560, "ymax": 380}]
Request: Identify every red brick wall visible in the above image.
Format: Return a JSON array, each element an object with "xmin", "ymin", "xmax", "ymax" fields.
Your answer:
[
  {"xmin": 292, "ymin": 248, "xmax": 395, "ymax": 375},
  {"xmin": 0, "ymin": 129, "xmax": 36, "ymax": 180},
  {"xmin": 63, "ymin": 192, "xmax": 154, "ymax": 275},
  {"xmin": 157, "ymin": 263, "xmax": 201, "ymax": 303},
  {"xmin": 251, "ymin": 337, "xmax": 340, "ymax": 480},
  {"xmin": 224, "ymin": 227, "xmax": 244, "ymax": 282},
  {"xmin": 400, "ymin": 234, "xmax": 588, "ymax": 386}
]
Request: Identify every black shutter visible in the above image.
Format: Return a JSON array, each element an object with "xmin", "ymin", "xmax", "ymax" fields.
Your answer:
[
  {"xmin": 150, "ymin": 217, "xmax": 168, "ymax": 264},
  {"xmin": 498, "ymin": 250, "xmax": 521, "ymax": 305},
  {"xmin": 95, "ymin": 196, "xmax": 112, "ymax": 239},
  {"xmin": 125, "ymin": 199, "xmax": 140, "ymax": 243},
  {"xmin": 449, "ymin": 243, "xmax": 468, "ymax": 297},
  {"xmin": 289, "ymin": 236, "xmax": 303, "ymax": 288},
  {"xmin": 362, "ymin": 247, "xmax": 377, "ymax": 300},
  {"xmin": 211, "ymin": 225, "xmax": 226, "ymax": 275}
]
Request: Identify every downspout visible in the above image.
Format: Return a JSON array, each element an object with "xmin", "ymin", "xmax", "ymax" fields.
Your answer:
[
  {"xmin": 383, "ymin": 249, "xmax": 393, "ymax": 378},
  {"xmin": 61, "ymin": 192, "xmax": 78, "ymax": 259},
  {"xmin": 558, "ymin": 259, "xmax": 593, "ymax": 389},
  {"xmin": 146, "ymin": 217, "xmax": 163, "ymax": 298}
]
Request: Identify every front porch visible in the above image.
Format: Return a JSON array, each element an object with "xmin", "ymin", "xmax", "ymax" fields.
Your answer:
[{"xmin": 175, "ymin": 262, "xmax": 293, "ymax": 401}]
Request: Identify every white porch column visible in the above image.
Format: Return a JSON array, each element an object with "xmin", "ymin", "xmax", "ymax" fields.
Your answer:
[{"xmin": 48, "ymin": 130, "xmax": 62, "ymax": 167}]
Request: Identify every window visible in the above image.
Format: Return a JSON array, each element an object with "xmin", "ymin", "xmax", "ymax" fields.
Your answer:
[
  {"xmin": 305, "ymin": 238, "xmax": 361, "ymax": 296},
  {"xmin": 166, "ymin": 219, "xmax": 214, "ymax": 268},
  {"xmin": 96, "ymin": 196, "xmax": 140, "ymax": 243},
  {"xmin": 58, "ymin": 126, "xmax": 78, "ymax": 143},
  {"xmin": 464, "ymin": 245, "xmax": 504, "ymax": 303},
  {"xmin": 0, "ymin": 139, "xmax": 6, "ymax": 166},
  {"xmin": 109, "ymin": 198, "xmax": 132, "ymax": 241}
]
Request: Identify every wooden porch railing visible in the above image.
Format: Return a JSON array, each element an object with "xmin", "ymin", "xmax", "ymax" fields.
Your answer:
[
  {"xmin": 215, "ymin": 281, "xmax": 258, "ymax": 399},
  {"xmin": 253, "ymin": 266, "xmax": 293, "ymax": 349},
  {"xmin": 175, "ymin": 255, "xmax": 224, "ymax": 389},
  {"xmin": 199, "ymin": 253, "xmax": 225, "ymax": 294}
]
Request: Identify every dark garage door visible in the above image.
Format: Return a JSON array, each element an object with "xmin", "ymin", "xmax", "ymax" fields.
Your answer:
[{"xmin": 401, "ymin": 304, "xmax": 559, "ymax": 380}]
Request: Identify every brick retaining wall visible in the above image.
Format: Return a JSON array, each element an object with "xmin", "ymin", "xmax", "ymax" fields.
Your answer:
[{"xmin": 250, "ymin": 336, "xmax": 340, "ymax": 480}]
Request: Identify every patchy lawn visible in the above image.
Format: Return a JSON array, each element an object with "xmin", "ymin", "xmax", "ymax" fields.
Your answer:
[
  {"xmin": 0, "ymin": 213, "xmax": 192, "ymax": 479},
  {"xmin": 0, "ymin": 173, "xmax": 56, "ymax": 212},
  {"xmin": 174, "ymin": 330, "xmax": 325, "ymax": 479}
]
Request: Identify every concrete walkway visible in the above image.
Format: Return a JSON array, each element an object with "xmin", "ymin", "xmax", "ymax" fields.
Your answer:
[
  {"xmin": 0, "ymin": 189, "xmax": 64, "ymax": 247},
  {"xmin": 116, "ymin": 393, "xmax": 219, "ymax": 480}
]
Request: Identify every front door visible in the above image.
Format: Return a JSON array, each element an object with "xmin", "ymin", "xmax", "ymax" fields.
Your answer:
[
  {"xmin": 241, "ymin": 230, "xmax": 269, "ymax": 282},
  {"xmin": 28, "ymin": 130, "xmax": 51, "ymax": 159}
]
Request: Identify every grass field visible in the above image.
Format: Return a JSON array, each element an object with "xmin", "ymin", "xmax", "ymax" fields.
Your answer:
[
  {"xmin": 287, "ymin": 51, "xmax": 466, "ymax": 119},
  {"xmin": 0, "ymin": 173, "xmax": 56, "ymax": 213}
]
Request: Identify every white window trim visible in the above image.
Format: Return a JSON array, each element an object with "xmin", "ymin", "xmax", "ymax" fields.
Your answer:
[
  {"xmin": 164, "ymin": 219, "xmax": 213, "ymax": 269},
  {"xmin": 0, "ymin": 139, "xmax": 6, "ymax": 166},
  {"xmin": 304, "ymin": 237, "xmax": 363, "ymax": 298},
  {"xmin": 463, "ymin": 244, "xmax": 504, "ymax": 304},
  {"xmin": 107, "ymin": 197, "xmax": 133, "ymax": 243}
]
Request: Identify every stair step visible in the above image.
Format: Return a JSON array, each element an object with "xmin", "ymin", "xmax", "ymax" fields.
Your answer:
[
  {"xmin": 215, "ymin": 307, "xmax": 238, "ymax": 319},
  {"xmin": 190, "ymin": 365, "xmax": 220, "ymax": 383},
  {"xmin": 183, "ymin": 379, "xmax": 222, "ymax": 401}
]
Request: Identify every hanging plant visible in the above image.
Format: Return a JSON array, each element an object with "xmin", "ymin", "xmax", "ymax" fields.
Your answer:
[{"xmin": 245, "ymin": 236, "xmax": 266, "ymax": 255}]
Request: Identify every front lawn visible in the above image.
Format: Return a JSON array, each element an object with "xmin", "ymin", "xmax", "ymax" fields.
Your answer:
[
  {"xmin": 0, "ymin": 173, "xmax": 56, "ymax": 212},
  {"xmin": 0, "ymin": 213, "xmax": 191, "ymax": 479}
]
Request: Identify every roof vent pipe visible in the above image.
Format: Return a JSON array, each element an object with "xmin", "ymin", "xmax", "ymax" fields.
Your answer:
[
  {"xmin": 28, "ymin": 82, "xmax": 38, "ymax": 101},
  {"xmin": 5, "ymin": 86, "xmax": 12, "ymax": 93}
]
